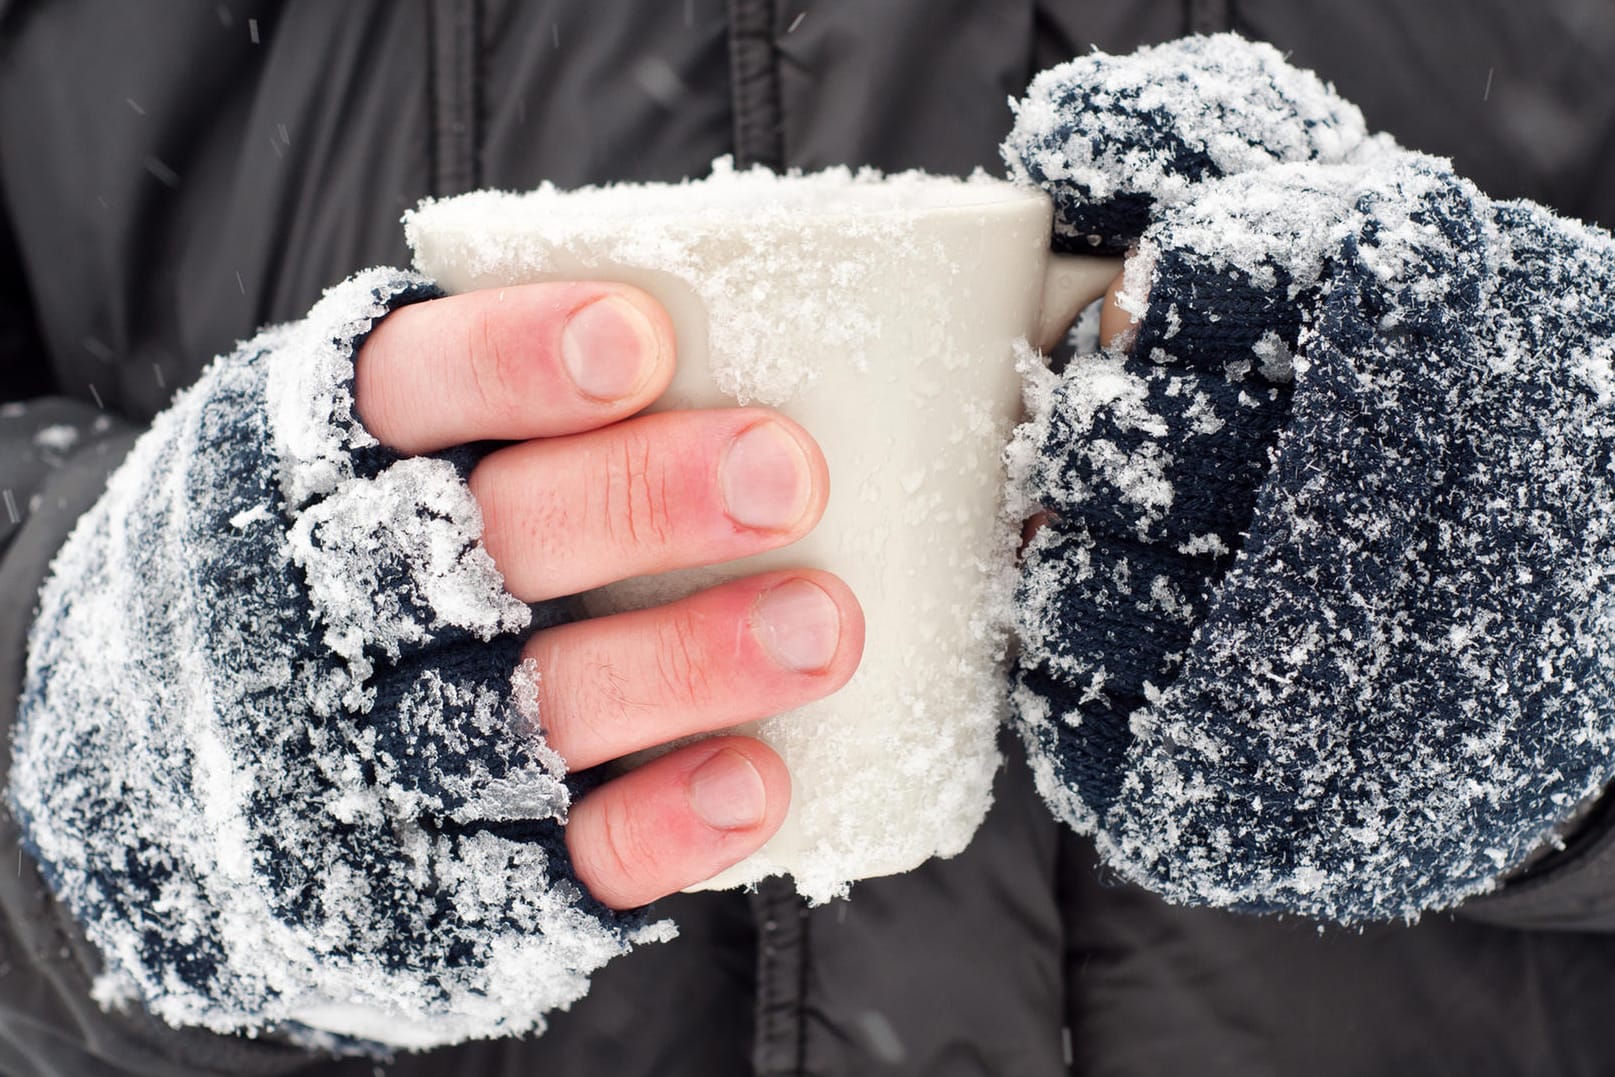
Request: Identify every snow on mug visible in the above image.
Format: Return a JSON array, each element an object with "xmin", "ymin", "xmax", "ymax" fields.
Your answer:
[{"xmin": 404, "ymin": 159, "xmax": 1116, "ymax": 902}]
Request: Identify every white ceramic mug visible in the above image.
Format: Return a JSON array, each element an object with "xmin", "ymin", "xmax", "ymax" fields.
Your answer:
[{"xmin": 405, "ymin": 160, "xmax": 1116, "ymax": 902}]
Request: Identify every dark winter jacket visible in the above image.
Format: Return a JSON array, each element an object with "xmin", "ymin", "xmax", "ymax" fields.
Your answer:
[{"xmin": 5, "ymin": 3, "xmax": 1615, "ymax": 1076}]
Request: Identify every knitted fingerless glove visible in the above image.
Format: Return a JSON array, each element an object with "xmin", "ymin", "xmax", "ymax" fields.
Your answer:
[
  {"xmin": 1004, "ymin": 35, "xmax": 1615, "ymax": 922},
  {"xmin": 10, "ymin": 269, "xmax": 671, "ymax": 1052}
]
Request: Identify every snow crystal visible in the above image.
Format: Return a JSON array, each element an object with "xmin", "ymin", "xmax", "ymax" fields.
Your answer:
[
  {"xmin": 1177, "ymin": 533, "xmax": 1230, "ymax": 557},
  {"xmin": 264, "ymin": 266, "xmax": 426, "ymax": 507},
  {"xmin": 1019, "ymin": 352, "xmax": 1176, "ymax": 538},
  {"xmin": 287, "ymin": 456, "xmax": 529, "ymax": 712},
  {"xmin": 1252, "ymin": 331, "xmax": 1295, "ymax": 383},
  {"xmin": 32, "ymin": 423, "xmax": 80, "ymax": 454}
]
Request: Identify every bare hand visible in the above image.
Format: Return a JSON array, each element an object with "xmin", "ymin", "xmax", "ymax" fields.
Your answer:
[{"xmin": 354, "ymin": 283, "xmax": 864, "ymax": 908}]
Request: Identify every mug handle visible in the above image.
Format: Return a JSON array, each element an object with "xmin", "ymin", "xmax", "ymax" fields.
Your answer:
[{"xmin": 1036, "ymin": 253, "xmax": 1125, "ymax": 353}]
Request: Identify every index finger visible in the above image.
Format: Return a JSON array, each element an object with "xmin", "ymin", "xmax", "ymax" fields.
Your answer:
[{"xmin": 354, "ymin": 282, "xmax": 675, "ymax": 455}]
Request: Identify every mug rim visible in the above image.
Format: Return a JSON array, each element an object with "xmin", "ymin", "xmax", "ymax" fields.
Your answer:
[{"xmin": 406, "ymin": 165, "xmax": 1052, "ymax": 241}]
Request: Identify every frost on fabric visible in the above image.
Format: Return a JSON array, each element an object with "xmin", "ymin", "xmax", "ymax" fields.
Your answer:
[
  {"xmin": 32, "ymin": 423, "xmax": 81, "ymax": 456},
  {"xmin": 11, "ymin": 269, "xmax": 671, "ymax": 1051},
  {"xmin": 1020, "ymin": 352, "xmax": 1175, "ymax": 540},
  {"xmin": 288, "ymin": 457, "xmax": 529, "ymax": 713},
  {"xmin": 263, "ymin": 266, "xmax": 423, "ymax": 508},
  {"xmin": 1010, "ymin": 141, "xmax": 1615, "ymax": 922},
  {"xmin": 1002, "ymin": 34, "xmax": 1383, "ymax": 253}
]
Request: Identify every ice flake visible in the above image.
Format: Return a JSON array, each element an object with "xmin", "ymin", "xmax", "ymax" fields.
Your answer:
[
  {"xmin": 265, "ymin": 266, "xmax": 431, "ymax": 507},
  {"xmin": 289, "ymin": 457, "xmax": 529, "ymax": 709},
  {"xmin": 33, "ymin": 423, "xmax": 80, "ymax": 454},
  {"xmin": 1252, "ymin": 331, "xmax": 1295, "ymax": 383},
  {"xmin": 1177, "ymin": 533, "xmax": 1230, "ymax": 557},
  {"xmin": 227, "ymin": 503, "xmax": 270, "ymax": 530}
]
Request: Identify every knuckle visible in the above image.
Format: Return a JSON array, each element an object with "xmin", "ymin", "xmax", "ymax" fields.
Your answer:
[
  {"xmin": 603, "ymin": 429, "xmax": 675, "ymax": 553},
  {"xmin": 591, "ymin": 794, "xmax": 660, "ymax": 898},
  {"xmin": 352, "ymin": 313, "xmax": 416, "ymax": 446},
  {"xmin": 527, "ymin": 651, "xmax": 571, "ymax": 750},
  {"xmin": 467, "ymin": 455, "xmax": 574, "ymax": 598},
  {"xmin": 652, "ymin": 607, "xmax": 713, "ymax": 709},
  {"xmin": 515, "ymin": 483, "xmax": 578, "ymax": 567},
  {"xmin": 466, "ymin": 307, "xmax": 529, "ymax": 425},
  {"xmin": 524, "ymin": 641, "xmax": 629, "ymax": 764},
  {"xmin": 569, "ymin": 657, "xmax": 647, "ymax": 758}
]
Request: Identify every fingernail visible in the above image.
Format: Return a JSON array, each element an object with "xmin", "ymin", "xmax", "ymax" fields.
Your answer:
[
  {"xmin": 688, "ymin": 749, "xmax": 767, "ymax": 831},
  {"xmin": 719, "ymin": 422, "xmax": 811, "ymax": 531},
  {"xmin": 561, "ymin": 295, "xmax": 658, "ymax": 401},
  {"xmin": 752, "ymin": 578, "xmax": 840, "ymax": 673}
]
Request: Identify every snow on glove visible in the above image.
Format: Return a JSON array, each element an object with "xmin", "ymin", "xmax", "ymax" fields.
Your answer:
[
  {"xmin": 1003, "ymin": 34, "xmax": 1378, "ymax": 255},
  {"xmin": 9, "ymin": 268, "xmax": 672, "ymax": 1052},
  {"xmin": 1004, "ymin": 35, "xmax": 1615, "ymax": 923}
]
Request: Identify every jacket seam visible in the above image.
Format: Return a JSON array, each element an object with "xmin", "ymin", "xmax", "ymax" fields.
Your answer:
[
  {"xmin": 1187, "ymin": 0, "xmax": 1234, "ymax": 34},
  {"xmin": 795, "ymin": 903, "xmax": 810, "ymax": 1075}
]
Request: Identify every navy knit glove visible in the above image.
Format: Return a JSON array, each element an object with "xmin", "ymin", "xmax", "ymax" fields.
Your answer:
[
  {"xmin": 9, "ymin": 269, "xmax": 670, "ymax": 1051},
  {"xmin": 1004, "ymin": 36, "xmax": 1615, "ymax": 922}
]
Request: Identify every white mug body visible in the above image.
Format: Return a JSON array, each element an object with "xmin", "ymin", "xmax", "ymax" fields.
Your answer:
[{"xmin": 408, "ymin": 164, "xmax": 1071, "ymax": 902}]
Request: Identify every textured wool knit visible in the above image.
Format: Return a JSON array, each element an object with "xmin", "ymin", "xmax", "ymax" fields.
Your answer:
[
  {"xmin": 1004, "ymin": 35, "xmax": 1615, "ymax": 923},
  {"xmin": 9, "ymin": 269, "xmax": 669, "ymax": 1053}
]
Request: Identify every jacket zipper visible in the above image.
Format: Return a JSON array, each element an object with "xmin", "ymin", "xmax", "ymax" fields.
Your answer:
[
  {"xmin": 725, "ymin": 0, "xmax": 785, "ymax": 169},
  {"xmin": 750, "ymin": 878, "xmax": 811, "ymax": 1075},
  {"xmin": 428, "ymin": 0, "xmax": 480, "ymax": 196}
]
